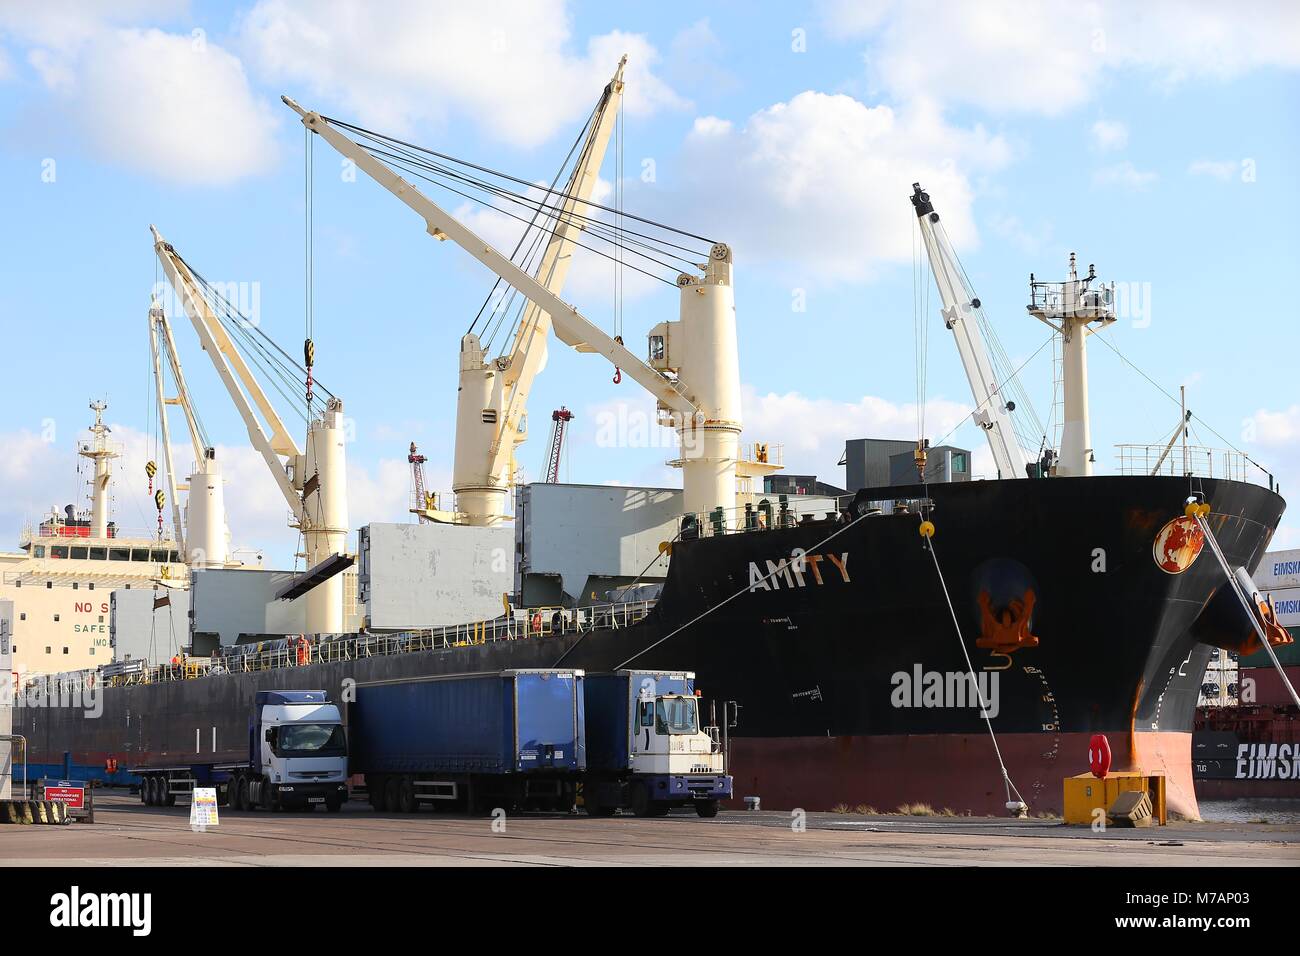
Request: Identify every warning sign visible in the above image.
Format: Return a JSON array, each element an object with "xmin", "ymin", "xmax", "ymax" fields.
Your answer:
[{"xmin": 189, "ymin": 787, "xmax": 220, "ymax": 831}]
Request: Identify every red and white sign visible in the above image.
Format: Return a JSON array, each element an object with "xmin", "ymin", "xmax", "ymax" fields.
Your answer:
[{"xmin": 44, "ymin": 785, "xmax": 85, "ymax": 809}]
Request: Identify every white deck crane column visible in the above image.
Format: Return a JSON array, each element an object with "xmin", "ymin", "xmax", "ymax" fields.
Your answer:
[
  {"xmin": 282, "ymin": 95, "xmax": 740, "ymax": 528},
  {"xmin": 1027, "ymin": 254, "xmax": 1116, "ymax": 477},
  {"xmin": 152, "ymin": 227, "xmax": 348, "ymax": 631},
  {"xmin": 453, "ymin": 58, "xmax": 627, "ymax": 526},
  {"xmin": 911, "ymin": 184, "xmax": 1028, "ymax": 480},
  {"xmin": 651, "ymin": 246, "xmax": 741, "ymax": 521}
]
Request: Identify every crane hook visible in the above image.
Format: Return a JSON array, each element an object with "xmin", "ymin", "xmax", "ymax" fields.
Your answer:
[{"xmin": 613, "ymin": 367, "xmax": 622, "ymax": 385}]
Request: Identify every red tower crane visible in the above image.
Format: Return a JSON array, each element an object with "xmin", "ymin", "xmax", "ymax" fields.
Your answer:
[
  {"xmin": 544, "ymin": 407, "xmax": 574, "ymax": 483},
  {"xmin": 408, "ymin": 442, "xmax": 432, "ymax": 523}
]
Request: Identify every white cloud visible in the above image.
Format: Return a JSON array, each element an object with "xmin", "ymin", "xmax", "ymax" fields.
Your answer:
[
  {"xmin": 238, "ymin": 0, "xmax": 686, "ymax": 148},
  {"xmin": 1241, "ymin": 405, "xmax": 1300, "ymax": 550},
  {"xmin": 821, "ymin": 0, "xmax": 1300, "ymax": 114},
  {"xmin": 1093, "ymin": 161, "xmax": 1157, "ymax": 190},
  {"xmin": 653, "ymin": 92, "xmax": 1011, "ymax": 282},
  {"xmin": 1090, "ymin": 119, "xmax": 1128, "ymax": 151},
  {"xmin": 1, "ymin": 6, "xmax": 279, "ymax": 184},
  {"xmin": 1188, "ymin": 159, "xmax": 1239, "ymax": 181}
]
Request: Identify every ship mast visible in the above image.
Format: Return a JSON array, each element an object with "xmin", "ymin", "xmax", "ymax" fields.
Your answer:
[
  {"xmin": 911, "ymin": 184, "xmax": 1029, "ymax": 479},
  {"xmin": 1027, "ymin": 254, "xmax": 1116, "ymax": 477},
  {"xmin": 80, "ymin": 400, "xmax": 120, "ymax": 538}
]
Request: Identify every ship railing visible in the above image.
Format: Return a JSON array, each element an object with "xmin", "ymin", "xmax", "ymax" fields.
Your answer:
[
  {"xmin": 1115, "ymin": 444, "xmax": 1256, "ymax": 483},
  {"xmin": 14, "ymin": 600, "xmax": 657, "ymax": 693}
]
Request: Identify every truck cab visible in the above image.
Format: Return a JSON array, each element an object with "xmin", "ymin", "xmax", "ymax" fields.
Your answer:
[
  {"xmin": 236, "ymin": 690, "xmax": 349, "ymax": 812},
  {"xmin": 585, "ymin": 670, "xmax": 733, "ymax": 818}
]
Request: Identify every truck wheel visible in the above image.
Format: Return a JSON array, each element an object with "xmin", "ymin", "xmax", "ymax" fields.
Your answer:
[
  {"xmin": 138, "ymin": 778, "xmax": 148, "ymax": 805},
  {"xmin": 149, "ymin": 776, "xmax": 162, "ymax": 807},
  {"xmin": 263, "ymin": 779, "xmax": 278, "ymax": 812},
  {"xmin": 398, "ymin": 777, "xmax": 417, "ymax": 814},
  {"xmin": 694, "ymin": 800, "xmax": 720, "ymax": 819},
  {"xmin": 161, "ymin": 779, "xmax": 175, "ymax": 808},
  {"xmin": 235, "ymin": 776, "xmax": 249, "ymax": 812},
  {"xmin": 384, "ymin": 777, "xmax": 401, "ymax": 814},
  {"xmin": 630, "ymin": 783, "xmax": 654, "ymax": 818}
]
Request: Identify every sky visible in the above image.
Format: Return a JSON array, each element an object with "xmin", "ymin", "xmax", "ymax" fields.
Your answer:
[{"xmin": 1, "ymin": 0, "xmax": 1299, "ymax": 568}]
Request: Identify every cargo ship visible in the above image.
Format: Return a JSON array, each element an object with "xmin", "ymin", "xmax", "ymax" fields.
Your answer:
[{"xmin": 3, "ymin": 86, "xmax": 1293, "ymax": 819}]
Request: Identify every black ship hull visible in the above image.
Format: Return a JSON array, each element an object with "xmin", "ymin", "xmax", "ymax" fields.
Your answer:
[{"xmin": 17, "ymin": 476, "xmax": 1284, "ymax": 816}]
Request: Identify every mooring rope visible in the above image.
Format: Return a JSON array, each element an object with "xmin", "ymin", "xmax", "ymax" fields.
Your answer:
[
  {"xmin": 923, "ymin": 530, "xmax": 1028, "ymax": 811},
  {"xmin": 1193, "ymin": 504, "xmax": 1300, "ymax": 709}
]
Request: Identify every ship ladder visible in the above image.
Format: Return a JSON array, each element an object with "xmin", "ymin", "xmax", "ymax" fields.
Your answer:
[
  {"xmin": 1192, "ymin": 499, "xmax": 1300, "ymax": 709},
  {"xmin": 920, "ymin": 519, "xmax": 1029, "ymax": 817}
]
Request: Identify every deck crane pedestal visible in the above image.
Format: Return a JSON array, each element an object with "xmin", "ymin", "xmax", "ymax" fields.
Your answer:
[
  {"xmin": 151, "ymin": 227, "xmax": 350, "ymax": 633},
  {"xmin": 284, "ymin": 82, "xmax": 743, "ymax": 530}
]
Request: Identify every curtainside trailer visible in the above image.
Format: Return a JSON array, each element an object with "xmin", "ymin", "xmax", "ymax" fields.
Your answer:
[{"xmin": 350, "ymin": 669, "xmax": 584, "ymax": 814}]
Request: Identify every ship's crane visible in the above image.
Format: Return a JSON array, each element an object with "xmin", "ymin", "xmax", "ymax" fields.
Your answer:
[
  {"xmin": 407, "ymin": 442, "xmax": 433, "ymax": 523},
  {"xmin": 151, "ymin": 228, "xmax": 350, "ymax": 633},
  {"xmin": 283, "ymin": 86, "xmax": 744, "ymax": 529},
  {"xmin": 911, "ymin": 184, "xmax": 1031, "ymax": 479},
  {"xmin": 148, "ymin": 298, "xmax": 231, "ymax": 566},
  {"xmin": 544, "ymin": 407, "xmax": 574, "ymax": 483},
  {"xmin": 452, "ymin": 59, "xmax": 624, "ymax": 526}
]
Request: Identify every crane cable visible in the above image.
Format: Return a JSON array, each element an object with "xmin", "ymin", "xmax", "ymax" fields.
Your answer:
[{"xmin": 304, "ymin": 125, "xmax": 315, "ymax": 416}]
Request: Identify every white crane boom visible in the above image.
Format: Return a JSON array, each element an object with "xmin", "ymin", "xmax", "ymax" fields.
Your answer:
[
  {"xmin": 152, "ymin": 226, "xmax": 306, "ymax": 523},
  {"xmin": 284, "ymin": 96, "xmax": 745, "ymax": 530},
  {"xmin": 282, "ymin": 96, "xmax": 698, "ymax": 421},
  {"xmin": 152, "ymin": 227, "xmax": 350, "ymax": 629},
  {"xmin": 148, "ymin": 300, "xmax": 191, "ymax": 550},
  {"xmin": 911, "ymin": 184, "xmax": 1029, "ymax": 479},
  {"xmin": 453, "ymin": 59, "xmax": 629, "ymax": 524}
]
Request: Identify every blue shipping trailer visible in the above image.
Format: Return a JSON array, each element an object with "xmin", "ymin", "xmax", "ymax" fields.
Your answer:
[{"xmin": 351, "ymin": 669, "xmax": 585, "ymax": 813}]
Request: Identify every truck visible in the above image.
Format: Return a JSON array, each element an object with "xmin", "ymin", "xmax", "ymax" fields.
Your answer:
[
  {"xmin": 582, "ymin": 670, "xmax": 733, "ymax": 818},
  {"xmin": 134, "ymin": 690, "xmax": 349, "ymax": 813},
  {"xmin": 350, "ymin": 669, "xmax": 585, "ymax": 814}
]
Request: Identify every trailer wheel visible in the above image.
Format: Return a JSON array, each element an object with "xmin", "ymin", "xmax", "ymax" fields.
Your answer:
[
  {"xmin": 161, "ymin": 778, "xmax": 175, "ymax": 808},
  {"xmin": 694, "ymin": 800, "xmax": 719, "ymax": 819},
  {"xmin": 138, "ymin": 778, "xmax": 148, "ymax": 805},
  {"xmin": 148, "ymin": 776, "xmax": 162, "ymax": 807},
  {"xmin": 397, "ymin": 777, "xmax": 417, "ymax": 814}
]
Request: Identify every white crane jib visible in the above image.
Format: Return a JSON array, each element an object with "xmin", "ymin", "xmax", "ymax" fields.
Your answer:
[
  {"xmin": 911, "ymin": 184, "xmax": 1029, "ymax": 480},
  {"xmin": 283, "ymin": 95, "xmax": 744, "ymax": 528},
  {"xmin": 455, "ymin": 58, "xmax": 626, "ymax": 526},
  {"xmin": 151, "ymin": 227, "xmax": 349, "ymax": 632},
  {"xmin": 149, "ymin": 298, "xmax": 207, "ymax": 560}
]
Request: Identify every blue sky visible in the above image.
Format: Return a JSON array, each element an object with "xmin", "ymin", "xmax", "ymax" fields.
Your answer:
[{"xmin": 2, "ymin": 0, "xmax": 1298, "ymax": 567}]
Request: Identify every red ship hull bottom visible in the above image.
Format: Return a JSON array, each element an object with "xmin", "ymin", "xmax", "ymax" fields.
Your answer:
[{"xmin": 729, "ymin": 730, "xmax": 1198, "ymax": 819}]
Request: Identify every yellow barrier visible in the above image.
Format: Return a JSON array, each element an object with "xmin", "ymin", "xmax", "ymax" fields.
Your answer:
[{"xmin": 1063, "ymin": 771, "xmax": 1166, "ymax": 826}]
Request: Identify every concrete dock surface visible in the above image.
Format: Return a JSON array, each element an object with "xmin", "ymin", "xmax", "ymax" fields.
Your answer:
[{"xmin": 2, "ymin": 794, "xmax": 1297, "ymax": 866}]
